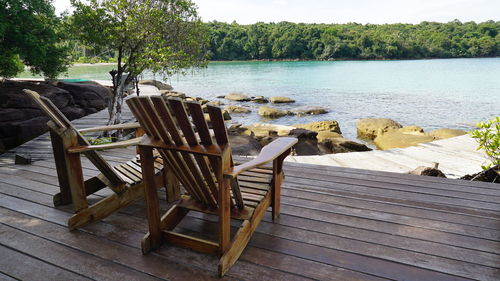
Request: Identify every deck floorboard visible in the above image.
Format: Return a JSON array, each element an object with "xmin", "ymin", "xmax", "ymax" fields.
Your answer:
[{"xmin": 1, "ymin": 149, "xmax": 499, "ymax": 280}]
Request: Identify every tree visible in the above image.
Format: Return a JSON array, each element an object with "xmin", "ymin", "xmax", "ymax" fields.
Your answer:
[
  {"xmin": 70, "ymin": 0, "xmax": 207, "ymax": 127},
  {"xmin": 0, "ymin": 0, "xmax": 70, "ymax": 78}
]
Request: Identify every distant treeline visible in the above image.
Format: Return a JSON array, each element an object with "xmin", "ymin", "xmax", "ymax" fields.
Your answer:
[{"xmin": 205, "ymin": 20, "xmax": 500, "ymax": 60}]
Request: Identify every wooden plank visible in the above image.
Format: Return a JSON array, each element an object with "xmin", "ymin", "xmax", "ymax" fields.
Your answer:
[
  {"xmin": 0, "ymin": 224, "xmax": 164, "ymax": 281},
  {"xmin": 0, "ymin": 244, "xmax": 91, "ymax": 281},
  {"xmin": 183, "ymin": 213, "xmax": 475, "ymax": 281},
  {"xmin": 0, "ymin": 207, "xmax": 228, "ymax": 281},
  {"xmin": 0, "ymin": 194, "xmax": 307, "ymax": 281}
]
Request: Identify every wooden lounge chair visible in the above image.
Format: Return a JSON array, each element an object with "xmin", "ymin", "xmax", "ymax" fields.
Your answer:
[
  {"xmin": 23, "ymin": 89, "xmax": 179, "ymax": 230},
  {"xmin": 127, "ymin": 96, "xmax": 297, "ymax": 276}
]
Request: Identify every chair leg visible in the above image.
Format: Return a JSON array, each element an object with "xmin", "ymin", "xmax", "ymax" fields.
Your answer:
[
  {"xmin": 272, "ymin": 171, "xmax": 283, "ymax": 221},
  {"xmin": 219, "ymin": 191, "xmax": 272, "ymax": 276},
  {"xmin": 139, "ymin": 146, "xmax": 163, "ymax": 251},
  {"xmin": 218, "ymin": 220, "xmax": 251, "ymax": 277},
  {"xmin": 67, "ymin": 181, "xmax": 142, "ymax": 230}
]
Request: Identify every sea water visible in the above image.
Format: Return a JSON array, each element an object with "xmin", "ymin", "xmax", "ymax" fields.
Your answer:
[{"xmin": 19, "ymin": 58, "xmax": 500, "ymax": 140}]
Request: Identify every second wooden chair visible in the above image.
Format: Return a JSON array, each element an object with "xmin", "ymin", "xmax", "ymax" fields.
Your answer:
[{"xmin": 127, "ymin": 96, "xmax": 297, "ymax": 276}]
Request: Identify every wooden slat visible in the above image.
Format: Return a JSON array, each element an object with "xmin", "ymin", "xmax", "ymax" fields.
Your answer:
[
  {"xmin": 168, "ymin": 98, "xmax": 217, "ymax": 207},
  {"xmin": 147, "ymin": 97, "xmax": 207, "ymax": 203}
]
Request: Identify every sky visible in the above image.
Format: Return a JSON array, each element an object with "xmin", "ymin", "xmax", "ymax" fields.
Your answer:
[{"xmin": 53, "ymin": 0, "xmax": 499, "ymax": 24}]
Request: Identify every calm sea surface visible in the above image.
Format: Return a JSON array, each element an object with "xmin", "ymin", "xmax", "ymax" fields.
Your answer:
[{"xmin": 20, "ymin": 58, "xmax": 500, "ymax": 140}]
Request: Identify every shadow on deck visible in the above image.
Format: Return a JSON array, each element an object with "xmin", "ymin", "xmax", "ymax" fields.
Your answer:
[{"xmin": 1, "ymin": 145, "xmax": 499, "ymax": 280}]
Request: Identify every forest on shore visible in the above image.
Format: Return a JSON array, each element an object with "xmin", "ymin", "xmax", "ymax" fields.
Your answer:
[{"xmin": 205, "ymin": 20, "xmax": 500, "ymax": 61}]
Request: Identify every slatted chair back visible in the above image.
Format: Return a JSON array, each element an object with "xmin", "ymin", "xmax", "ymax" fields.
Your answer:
[
  {"xmin": 127, "ymin": 96, "xmax": 246, "ymax": 209},
  {"xmin": 23, "ymin": 89, "xmax": 126, "ymax": 193}
]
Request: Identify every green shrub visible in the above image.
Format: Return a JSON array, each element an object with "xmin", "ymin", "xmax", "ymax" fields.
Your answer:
[{"xmin": 470, "ymin": 116, "xmax": 500, "ymax": 170}]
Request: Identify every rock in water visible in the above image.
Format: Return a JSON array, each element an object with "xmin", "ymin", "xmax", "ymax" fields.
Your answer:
[
  {"xmin": 251, "ymin": 96, "xmax": 269, "ymax": 103},
  {"xmin": 409, "ymin": 166, "xmax": 446, "ymax": 177},
  {"xmin": 258, "ymin": 106, "xmax": 291, "ymax": 118},
  {"xmin": 291, "ymin": 106, "xmax": 328, "ymax": 116},
  {"xmin": 295, "ymin": 120, "xmax": 341, "ymax": 134},
  {"xmin": 138, "ymin": 79, "xmax": 173, "ymax": 90},
  {"xmin": 374, "ymin": 130, "xmax": 434, "ymax": 150},
  {"xmin": 357, "ymin": 118, "xmax": 402, "ymax": 140},
  {"xmin": 429, "ymin": 128, "xmax": 466, "ymax": 139},
  {"xmin": 224, "ymin": 93, "xmax": 251, "ymax": 101},
  {"xmin": 270, "ymin": 96, "xmax": 295, "ymax": 103},
  {"xmin": 224, "ymin": 105, "xmax": 251, "ymax": 113}
]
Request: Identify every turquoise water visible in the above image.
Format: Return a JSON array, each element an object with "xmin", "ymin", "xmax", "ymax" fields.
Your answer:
[{"xmin": 20, "ymin": 58, "xmax": 500, "ymax": 140}]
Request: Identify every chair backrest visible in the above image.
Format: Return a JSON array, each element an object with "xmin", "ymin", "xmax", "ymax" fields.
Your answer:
[
  {"xmin": 23, "ymin": 89, "xmax": 126, "ymax": 189},
  {"xmin": 127, "ymin": 96, "xmax": 245, "ymax": 209}
]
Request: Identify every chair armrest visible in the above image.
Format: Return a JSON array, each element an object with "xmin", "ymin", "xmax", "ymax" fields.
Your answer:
[
  {"xmin": 78, "ymin": 122, "xmax": 141, "ymax": 133},
  {"xmin": 67, "ymin": 137, "xmax": 142, "ymax": 153},
  {"xmin": 224, "ymin": 137, "xmax": 297, "ymax": 178}
]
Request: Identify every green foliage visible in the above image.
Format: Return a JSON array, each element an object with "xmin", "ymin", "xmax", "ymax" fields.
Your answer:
[
  {"xmin": 470, "ymin": 117, "xmax": 500, "ymax": 170},
  {"xmin": 70, "ymin": 0, "xmax": 208, "ymax": 79},
  {"xmin": 86, "ymin": 136, "xmax": 114, "ymax": 145},
  {"xmin": 205, "ymin": 20, "xmax": 500, "ymax": 60},
  {"xmin": 70, "ymin": 0, "xmax": 208, "ymax": 126},
  {"xmin": 0, "ymin": 0, "xmax": 70, "ymax": 78}
]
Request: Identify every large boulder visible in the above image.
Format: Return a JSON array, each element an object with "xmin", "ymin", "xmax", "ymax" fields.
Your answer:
[
  {"xmin": 138, "ymin": 79, "xmax": 173, "ymax": 90},
  {"xmin": 429, "ymin": 128, "xmax": 466, "ymax": 139},
  {"xmin": 270, "ymin": 96, "xmax": 295, "ymax": 103},
  {"xmin": 357, "ymin": 118, "xmax": 402, "ymax": 140},
  {"xmin": 224, "ymin": 93, "xmax": 251, "ymax": 102},
  {"xmin": 0, "ymin": 80, "xmax": 72, "ymax": 109},
  {"xmin": 0, "ymin": 80, "xmax": 111, "ymax": 152},
  {"xmin": 291, "ymin": 106, "xmax": 328, "ymax": 116},
  {"xmin": 224, "ymin": 105, "xmax": 251, "ymax": 113},
  {"xmin": 258, "ymin": 106, "xmax": 291, "ymax": 118},
  {"xmin": 295, "ymin": 120, "xmax": 341, "ymax": 134},
  {"xmin": 374, "ymin": 130, "xmax": 434, "ymax": 150},
  {"xmin": 56, "ymin": 82, "xmax": 111, "ymax": 113}
]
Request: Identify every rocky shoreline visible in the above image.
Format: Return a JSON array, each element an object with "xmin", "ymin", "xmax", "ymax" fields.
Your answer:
[
  {"xmin": 159, "ymin": 88, "xmax": 467, "ymax": 157},
  {"xmin": 1, "ymin": 79, "xmax": 467, "ymax": 161}
]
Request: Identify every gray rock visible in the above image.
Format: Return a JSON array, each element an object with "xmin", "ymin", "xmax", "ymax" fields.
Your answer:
[
  {"xmin": 251, "ymin": 96, "xmax": 269, "ymax": 103},
  {"xmin": 224, "ymin": 93, "xmax": 251, "ymax": 101},
  {"xmin": 292, "ymin": 106, "xmax": 328, "ymax": 116},
  {"xmin": 258, "ymin": 106, "xmax": 291, "ymax": 118},
  {"xmin": 138, "ymin": 79, "xmax": 173, "ymax": 90},
  {"xmin": 409, "ymin": 166, "xmax": 446, "ymax": 177},
  {"xmin": 270, "ymin": 96, "xmax": 295, "ymax": 103},
  {"xmin": 228, "ymin": 135, "xmax": 262, "ymax": 156},
  {"xmin": 224, "ymin": 105, "xmax": 251, "ymax": 113}
]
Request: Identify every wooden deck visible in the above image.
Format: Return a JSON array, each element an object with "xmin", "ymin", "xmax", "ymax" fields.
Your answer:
[{"xmin": 1, "ymin": 145, "xmax": 499, "ymax": 280}]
